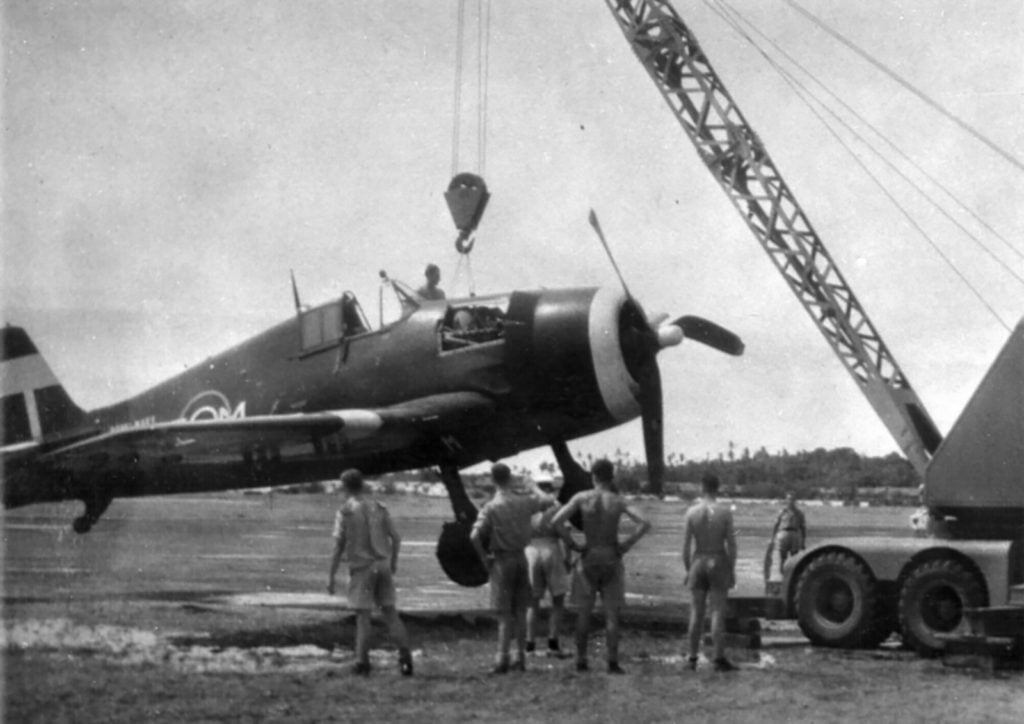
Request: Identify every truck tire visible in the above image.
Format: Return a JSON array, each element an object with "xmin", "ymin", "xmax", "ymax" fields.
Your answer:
[
  {"xmin": 898, "ymin": 558, "xmax": 985, "ymax": 656},
  {"xmin": 795, "ymin": 551, "xmax": 890, "ymax": 648}
]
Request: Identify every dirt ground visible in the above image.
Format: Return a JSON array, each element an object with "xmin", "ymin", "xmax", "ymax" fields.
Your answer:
[{"xmin": 3, "ymin": 493, "xmax": 1022, "ymax": 722}]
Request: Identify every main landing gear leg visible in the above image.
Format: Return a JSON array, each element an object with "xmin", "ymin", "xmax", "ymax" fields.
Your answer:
[
  {"xmin": 73, "ymin": 491, "xmax": 113, "ymax": 534},
  {"xmin": 435, "ymin": 463, "xmax": 488, "ymax": 587},
  {"xmin": 439, "ymin": 463, "xmax": 478, "ymax": 525},
  {"xmin": 551, "ymin": 440, "xmax": 592, "ymax": 505}
]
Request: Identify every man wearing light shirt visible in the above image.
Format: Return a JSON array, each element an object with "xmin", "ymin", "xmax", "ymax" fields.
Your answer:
[
  {"xmin": 470, "ymin": 462, "xmax": 557, "ymax": 674},
  {"xmin": 328, "ymin": 468, "xmax": 413, "ymax": 676}
]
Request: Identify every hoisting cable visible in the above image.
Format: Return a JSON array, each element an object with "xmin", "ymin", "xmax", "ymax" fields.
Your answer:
[
  {"xmin": 717, "ymin": 0, "xmax": 1024, "ymax": 267},
  {"xmin": 711, "ymin": 1, "xmax": 1012, "ymax": 331},
  {"xmin": 784, "ymin": 0, "xmax": 1024, "ymax": 178},
  {"xmin": 705, "ymin": 0, "xmax": 1013, "ymax": 331},
  {"xmin": 712, "ymin": 0, "xmax": 1024, "ymax": 282},
  {"xmin": 478, "ymin": 0, "xmax": 492, "ymax": 176},
  {"xmin": 450, "ymin": 0, "xmax": 466, "ymax": 178},
  {"xmin": 446, "ymin": 0, "xmax": 492, "ymax": 297},
  {"xmin": 452, "ymin": 245, "xmax": 475, "ymax": 297}
]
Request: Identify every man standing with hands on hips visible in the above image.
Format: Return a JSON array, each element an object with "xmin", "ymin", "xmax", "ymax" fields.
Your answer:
[{"xmin": 552, "ymin": 459, "xmax": 651, "ymax": 674}]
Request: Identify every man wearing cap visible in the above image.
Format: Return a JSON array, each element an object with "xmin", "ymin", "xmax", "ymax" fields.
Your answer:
[
  {"xmin": 525, "ymin": 479, "xmax": 571, "ymax": 657},
  {"xmin": 470, "ymin": 462, "xmax": 557, "ymax": 673},
  {"xmin": 416, "ymin": 263, "xmax": 445, "ymax": 301},
  {"xmin": 771, "ymin": 492, "xmax": 806, "ymax": 574},
  {"xmin": 328, "ymin": 468, "xmax": 414, "ymax": 676},
  {"xmin": 551, "ymin": 459, "xmax": 651, "ymax": 674},
  {"xmin": 682, "ymin": 472, "xmax": 738, "ymax": 672}
]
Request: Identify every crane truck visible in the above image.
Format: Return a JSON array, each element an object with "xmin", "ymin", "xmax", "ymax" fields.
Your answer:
[{"xmin": 605, "ymin": 0, "xmax": 1023, "ymax": 660}]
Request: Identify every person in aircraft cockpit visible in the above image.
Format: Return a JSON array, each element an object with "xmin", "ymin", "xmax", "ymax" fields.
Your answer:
[{"xmin": 417, "ymin": 263, "xmax": 445, "ymax": 301}]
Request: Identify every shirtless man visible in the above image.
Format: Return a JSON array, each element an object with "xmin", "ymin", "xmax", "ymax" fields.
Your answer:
[
  {"xmin": 551, "ymin": 459, "xmax": 651, "ymax": 674},
  {"xmin": 682, "ymin": 472, "xmax": 738, "ymax": 672},
  {"xmin": 416, "ymin": 263, "xmax": 445, "ymax": 301}
]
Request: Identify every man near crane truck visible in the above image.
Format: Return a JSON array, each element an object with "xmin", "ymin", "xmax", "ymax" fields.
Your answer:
[{"xmin": 771, "ymin": 493, "xmax": 806, "ymax": 574}]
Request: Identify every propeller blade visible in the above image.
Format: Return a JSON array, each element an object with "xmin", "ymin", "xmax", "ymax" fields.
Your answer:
[
  {"xmin": 674, "ymin": 315, "xmax": 745, "ymax": 356},
  {"xmin": 588, "ymin": 209, "xmax": 634, "ymax": 301},
  {"xmin": 647, "ymin": 311, "xmax": 669, "ymax": 328},
  {"xmin": 639, "ymin": 362, "xmax": 665, "ymax": 496}
]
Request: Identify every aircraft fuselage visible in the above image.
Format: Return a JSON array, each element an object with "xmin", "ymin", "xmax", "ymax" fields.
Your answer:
[{"xmin": 3, "ymin": 286, "xmax": 648, "ymax": 508}]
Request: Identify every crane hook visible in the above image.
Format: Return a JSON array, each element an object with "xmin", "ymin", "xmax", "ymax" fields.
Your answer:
[
  {"xmin": 445, "ymin": 173, "xmax": 489, "ymax": 256},
  {"xmin": 455, "ymin": 231, "xmax": 476, "ymax": 255}
]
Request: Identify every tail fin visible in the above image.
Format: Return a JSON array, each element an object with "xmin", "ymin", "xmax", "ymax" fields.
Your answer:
[{"xmin": 2, "ymin": 325, "xmax": 86, "ymax": 446}]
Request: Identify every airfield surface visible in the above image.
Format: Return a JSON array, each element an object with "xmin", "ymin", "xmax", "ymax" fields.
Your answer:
[{"xmin": 3, "ymin": 492, "xmax": 1022, "ymax": 722}]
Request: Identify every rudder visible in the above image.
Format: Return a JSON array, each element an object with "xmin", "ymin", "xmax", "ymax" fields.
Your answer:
[{"xmin": 2, "ymin": 325, "xmax": 86, "ymax": 446}]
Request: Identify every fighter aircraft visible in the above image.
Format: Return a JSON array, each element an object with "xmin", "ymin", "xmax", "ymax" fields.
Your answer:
[{"xmin": 1, "ymin": 234, "xmax": 742, "ymax": 585}]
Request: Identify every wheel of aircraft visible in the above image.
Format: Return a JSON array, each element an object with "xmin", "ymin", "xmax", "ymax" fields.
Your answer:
[
  {"xmin": 71, "ymin": 515, "xmax": 93, "ymax": 534},
  {"xmin": 437, "ymin": 519, "xmax": 488, "ymax": 587},
  {"xmin": 435, "ymin": 463, "xmax": 488, "ymax": 586}
]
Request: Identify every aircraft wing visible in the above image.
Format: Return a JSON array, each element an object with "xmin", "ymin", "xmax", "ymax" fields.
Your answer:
[
  {"xmin": 35, "ymin": 412, "xmax": 346, "ymax": 465},
  {"xmin": 378, "ymin": 391, "xmax": 496, "ymax": 428},
  {"xmin": 32, "ymin": 391, "xmax": 495, "ymax": 473}
]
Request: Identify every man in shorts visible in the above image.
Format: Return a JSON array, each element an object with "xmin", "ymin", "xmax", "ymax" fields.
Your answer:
[
  {"xmin": 470, "ymin": 462, "xmax": 557, "ymax": 673},
  {"xmin": 551, "ymin": 459, "xmax": 651, "ymax": 674},
  {"xmin": 328, "ymin": 468, "xmax": 413, "ymax": 676},
  {"xmin": 525, "ymin": 480, "xmax": 571, "ymax": 657},
  {"xmin": 682, "ymin": 472, "xmax": 738, "ymax": 672}
]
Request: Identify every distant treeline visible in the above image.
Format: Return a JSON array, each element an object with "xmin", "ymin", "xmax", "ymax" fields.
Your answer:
[{"xmin": 610, "ymin": 446, "xmax": 920, "ymax": 499}]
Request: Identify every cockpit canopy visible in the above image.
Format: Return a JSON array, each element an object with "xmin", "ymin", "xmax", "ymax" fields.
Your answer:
[
  {"xmin": 296, "ymin": 286, "xmax": 511, "ymax": 355},
  {"xmin": 299, "ymin": 292, "xmax": 370, "ymax": 351}
]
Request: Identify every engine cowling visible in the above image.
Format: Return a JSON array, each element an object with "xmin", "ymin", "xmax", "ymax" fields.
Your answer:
[{"xmin": 504, "ymin": 286, "xmax": 646, "ymax": 430}]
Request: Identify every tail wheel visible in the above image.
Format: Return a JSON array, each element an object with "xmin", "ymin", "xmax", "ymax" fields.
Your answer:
[
  {"xmin": 72, "ymin": 492, "xmax": 113, "ymax": 534},
  {"xmin": 795, "ymin": 551, "xmax": 891, "ymax": 649},
  {"xmin": 72, "ymin": 515, "xmax": 94, "ymax": 534},
  {"xmin": 898, "ymin": 558, "xmax": 985, "ymax": 656}
]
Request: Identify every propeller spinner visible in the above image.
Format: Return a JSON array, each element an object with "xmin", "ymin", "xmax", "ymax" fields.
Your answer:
[{"xmin": 589, "ymin": 210, "xmax": 744, "ymax": 495}]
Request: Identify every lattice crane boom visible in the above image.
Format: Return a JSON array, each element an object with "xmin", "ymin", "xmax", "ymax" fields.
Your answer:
[{"xmin": 604, "ymin": 0, "xmax": 942, "ymax": 473}]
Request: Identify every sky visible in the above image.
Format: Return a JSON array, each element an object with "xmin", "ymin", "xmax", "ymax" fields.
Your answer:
[{"xmin": 3, "ymin": 1, "xmax": 1022, "ymax": 472}]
